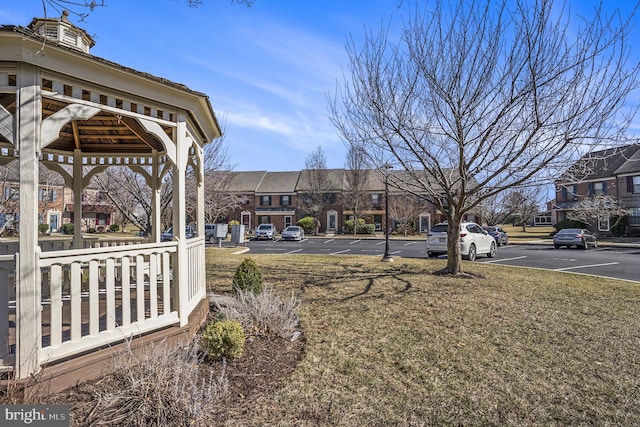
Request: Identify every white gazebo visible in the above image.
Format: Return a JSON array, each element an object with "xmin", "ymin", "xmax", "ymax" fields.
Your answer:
[{"xmin": 0, "ymin": 13, "xmax": 220, "ymax": 382}]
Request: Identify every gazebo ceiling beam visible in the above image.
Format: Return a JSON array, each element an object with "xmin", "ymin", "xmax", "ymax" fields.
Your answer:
[
  {"xmin": 71, "ymin": 120, "xmax": 81, "ymax": 150},
  {"xmin": 78, "ymin": 144, "xmax": 152, "ymax": 151},
  {"xmin": 121, "ymin": 116, "xmax": 163, "ymax": 151}
]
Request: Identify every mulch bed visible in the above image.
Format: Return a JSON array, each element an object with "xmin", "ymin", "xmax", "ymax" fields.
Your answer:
[{"xmin": 55, "ymin": 332, "xmax": 305, "ymax": 426}]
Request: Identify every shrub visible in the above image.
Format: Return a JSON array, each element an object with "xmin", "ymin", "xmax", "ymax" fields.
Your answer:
[
  {"xmin": 200, "ymin": 319, "xmax": 246, "ymax": 361},
  {"xmin": 344, "ymin": 219, "xmax": 377, "ymax": 234},
  {"xmin": 86, "ymin": 340, "xmax": 228, "ymax": 425},
  {"xmin": 38, "ymin": 223, "xmax": 49, "ymax": 234},
  {"xmin": 363, "ymin": 223, "xmax": 376, "ymax": 234},
  {"xmin": 297, "ymin": 216, "xmax": 316, "ymax": 234},
  {"xmin": 610, "ymin": 216, "xmax": 627, "ymax": 237},
  {"xmin": 228, "ymin": 220, "xmax": 239, "ymax": 232},
  {"xmin": 109, "ymin": 224, "xmax": 120, "ymax": 232},
  {"xmin": 60, "ymin": 223, "xmax": 74, "ymax": 235},
  {"xmin": 555, "ymin": 219, "xmax": 588, "ymax": 231},
  {"xmin": 626, "ymin": 227, "xmax": 640, "ymax": 238},
  {"xmin": 232, "ymin": 258, "xmax": 263, "ymax": 294},
  {"xmin": 344, "ymin": 218, "xmax": 365, "ymax": 234},
  {"xmin": 220, "ymin": 284, "xmax": 300, "ymax": 339}
]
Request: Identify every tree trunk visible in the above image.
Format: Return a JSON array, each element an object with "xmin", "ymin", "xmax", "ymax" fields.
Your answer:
[{"xmin": 445, "ymin": 211, "xmax": 463, "ymax": 275}]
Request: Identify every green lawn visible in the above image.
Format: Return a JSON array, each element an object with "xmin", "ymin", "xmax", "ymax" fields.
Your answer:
[{"xmin": 206, "ymin": 251, "xmax": 640, "ymax": 426}]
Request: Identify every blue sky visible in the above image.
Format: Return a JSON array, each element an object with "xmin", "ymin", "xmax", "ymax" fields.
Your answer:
[{"xmin": 2, "ymin": 1, "xmax": 640, "ymax": 172}]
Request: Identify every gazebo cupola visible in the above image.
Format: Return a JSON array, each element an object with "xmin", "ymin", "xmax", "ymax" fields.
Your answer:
[{"xmin": 28, "ymin": 10, "xmax": 95, "ymax": 54}]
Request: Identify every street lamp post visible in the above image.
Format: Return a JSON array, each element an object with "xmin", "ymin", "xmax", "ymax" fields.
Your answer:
[{"xmin": 382, "ymin": 164, "xmax": 393, "ymax": 262}]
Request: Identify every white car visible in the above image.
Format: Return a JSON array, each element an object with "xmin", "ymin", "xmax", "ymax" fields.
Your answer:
[
  {"xmin": 254, "ymin": 223, "xmax": 277, "ymax": 241},
  {"xmin": 426, "ymin": 222, "xmax": 497, "ymax": 261}
]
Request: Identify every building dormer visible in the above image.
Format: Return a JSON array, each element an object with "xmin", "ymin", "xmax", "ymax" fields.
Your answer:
[{"xmin": 28, "ymin": 10, "xmax": 95, "ymax": 54}]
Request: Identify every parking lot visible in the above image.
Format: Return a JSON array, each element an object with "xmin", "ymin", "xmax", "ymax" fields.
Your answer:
[{"xmin": 215, "ymin": 237, "xmax": 640, "ymax": 283}]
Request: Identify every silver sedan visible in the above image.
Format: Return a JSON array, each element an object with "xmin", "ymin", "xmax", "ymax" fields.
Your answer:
[
  {"xmin": 553, "ymin": 228, "xmax": 598, "ymax": 249},
  {"xmin": 281, "ymin": 226, "xmax": 305, "ymax": 241}
]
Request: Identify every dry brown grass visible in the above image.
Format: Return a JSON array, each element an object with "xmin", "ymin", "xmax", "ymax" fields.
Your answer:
[{"xmin": 207, "ymin": 251, "xmax": 640, "ymax": 426}]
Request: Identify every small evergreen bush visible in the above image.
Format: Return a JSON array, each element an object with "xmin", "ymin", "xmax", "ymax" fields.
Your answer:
[
  {"xmin": 363, "ymin": 223, "xmax": 376, "ymax": 234},
  {"xmin": 109, "ymin": 224, "xmax": 120, "ymax": 232},
  {"xmin": 61, "ymin": 223, "xmax": 74, "ymax": 235},
  {"xmin": 200, "ymin": 319, "xmax": 246, "ymax": 361},
  {"xmin": 232, "ymin": 258, "xmax": 263, "ymax": 294},
  {"xmin": 38, "ymin": 224, "xmax": 50, "ymax": 234}
]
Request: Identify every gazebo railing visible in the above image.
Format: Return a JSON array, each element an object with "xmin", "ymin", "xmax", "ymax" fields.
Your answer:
[
  {"xmin": 0, "ymin": 237, "xmax": 152, "ymax": 255},
  {"xmin": 38, "ymin": 242, "xmax": 180, "ymax": 363},
  {"xmin": 184, "ymin": 237, "xmax": 206, "ymax": 316},
  {"xmin": 0, "ymin": 237, "xmax": 207, "ymax": 373}
]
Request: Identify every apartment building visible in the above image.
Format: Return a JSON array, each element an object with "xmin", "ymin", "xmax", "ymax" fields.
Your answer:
[
  {"xmin": 554, "ymin": 144, "xmax": 640, "ymax": 230},
  {"xmin": 222, "ymin": 169, "xmax": 442, "ymax": 234}
]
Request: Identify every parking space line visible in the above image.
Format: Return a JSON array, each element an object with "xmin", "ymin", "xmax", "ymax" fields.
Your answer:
[
  {"xmin": 330, "ymin": 249, "xmax": 351, "ymax": 255},
  {"xmin": 554, "ymin": 262, "xmax": 619, "ymax": 271},
  {"xmin": 350, "ymin": 240, "xmax": 362, "ymax": 244},
  {"xmin": 323, "ymin": 239, "xmax": 335, "ymax": 243},
  {"xmin": 376, "ymin": 241, "xmax": 385, "ymax": 245},
  {"xmin": 285, "ymin": 249, "xmax": 303, "ymax": 255},
  {"xmin": 404, "ymin": 241, "xmax": 419, "ymax": 246},
  {"xmin": 483, "ymin": 256, "xmax": 527, "ymax": 264}
]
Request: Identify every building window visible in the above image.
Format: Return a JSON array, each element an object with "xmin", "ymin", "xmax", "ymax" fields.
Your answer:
[
  {"xmin": 259, "ymin": 216, "xmax": 270, "ymax": 224},
  {"xmin": 589, "ymin": 181, "xmax": 607, "ymax": 197},
  {"xmin": 260, "ymin": 195, "xmax": 271, "ymax": 206},
  {"xmin": 38, "ymin": 189, "xmax": 56, "ymax": 202},
  {"xmin": 560, "ymin": 185, "xmax": 577, "ymax": 201},
  {"xmin": 371, "ymin": 193, "xmax": 382, "ymax": 206},
  {"xmin": 280, "ymin": 195, "xmax": 291, "ymax": 206},
  {"xmin": 627, "ymin": 176, "xmax": 640, "ymax": 194},
  {"xmin": 629, "ymin": 208, "xmax": 640, "ymax": 226},
  {"xmin": 323, "ymin": 193, "xmax": 337, "ymax": 204}
]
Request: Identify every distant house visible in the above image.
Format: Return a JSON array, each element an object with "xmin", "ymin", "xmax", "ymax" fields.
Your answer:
[
  {"xmin": 554, "ymin": 144, "xmax": 640, "ymax": 231},
  {"xmin": 0, "ymin": 167, "xmax": 115, "ymax": 234}
]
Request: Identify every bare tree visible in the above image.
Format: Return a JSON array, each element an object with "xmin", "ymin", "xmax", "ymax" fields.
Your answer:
[
  {"xmin": 0, "ymin": 163, "xmax": 19, "ymax": 235},
  {"xmin": 476, "ymin": 193, "xmax": 509, "ymax": 226},
  {"xmin": 503, "ymin": 186, "xmax": 544, "ymax": 232},
  {"xmin": 389, "ymin": 193, "xmax": 422, "ymax": 236},
  {"xmin": 568, "ymin": 195, "xmax": 629, "ymax": 232},
  {"xmin": 330, "ymin": 0, "xmax": 640, "ymax": 274},
  {"xmin": 184, "ymin": 120, "xmax": 237, "ymax": 224},
  {"xmin": 341, "ymin": 144, "xmax": 370, "ymax": 235},
  {"xmin": 93, "ymin": 167, "xmax": 173, "ymax": 236},
  {"xmin": 299, "ymin": 146, "xmax": 330, "ymax": 235},
  {"xmin": 37, "ymin": 0, "xmax": 254, "ymax": 22}
]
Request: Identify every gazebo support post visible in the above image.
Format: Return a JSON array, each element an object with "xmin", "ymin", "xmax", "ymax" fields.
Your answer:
[
  {"xmin": 151, "ymin": 149, "xmax": 161, "ymax": 242},
  {"xmin": 173, "ymin": 116, "xmax": 188, "ymax": 326},
  {"xmin": 16, "ymin": 63, "xmax": 42, "ymax": 378},
  {"xmin": 72, "ymin": 149, "xmax": 83, "ymax": 249}
]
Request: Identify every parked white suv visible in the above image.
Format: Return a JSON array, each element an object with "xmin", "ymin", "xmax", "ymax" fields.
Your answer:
[
  {"xmin": 254, "ymin": 223, "xmax": 277, "ymax": 241},
  {"xmin": 426, "ymin": 222, "xmax": 497, "ymax": 261}
]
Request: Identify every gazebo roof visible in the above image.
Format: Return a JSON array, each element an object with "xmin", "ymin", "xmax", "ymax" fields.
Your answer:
[{"xmin": 0, "ymin": 14, "xmax": 221, "ymax": 157}]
